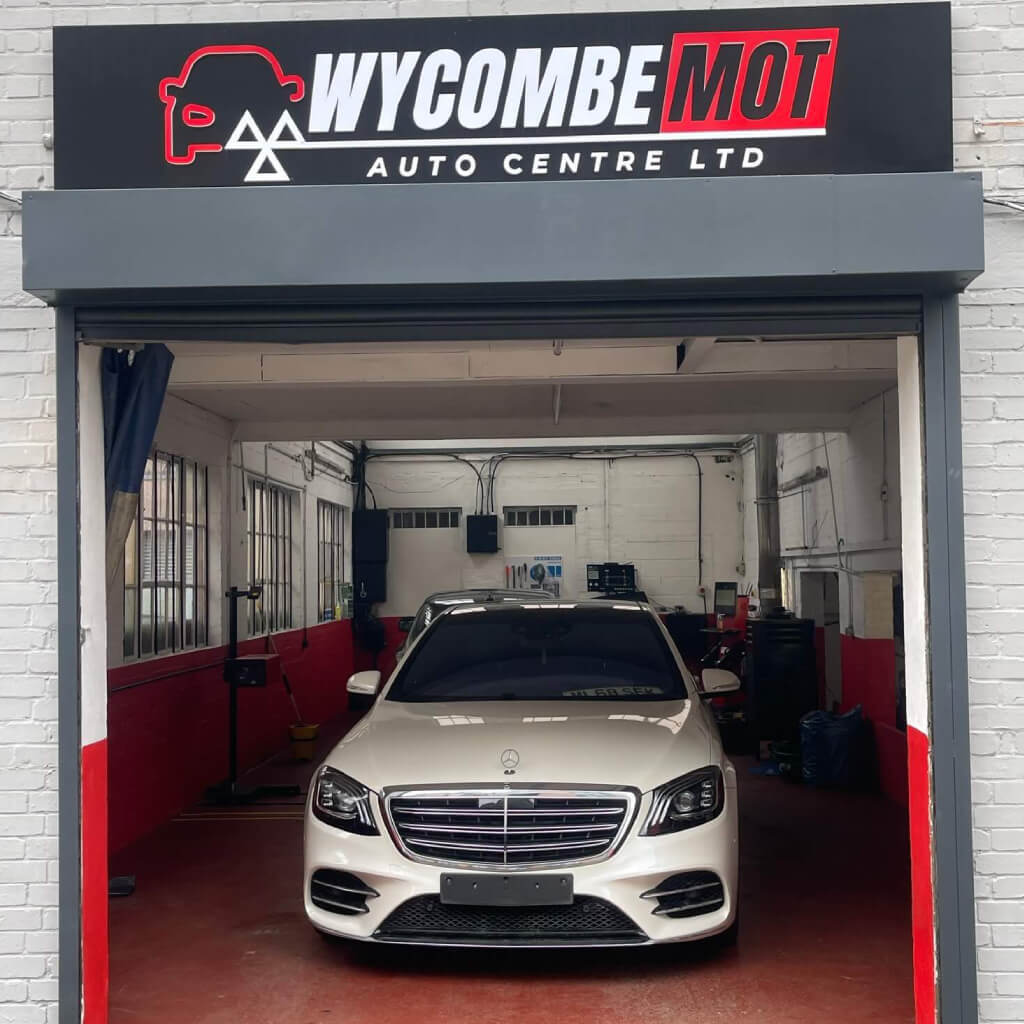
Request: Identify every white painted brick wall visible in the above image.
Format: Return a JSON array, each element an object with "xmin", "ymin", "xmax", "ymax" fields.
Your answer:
[
  {"xmin": 366, "ymin": 449, "xmax": 744, "ymax": 615},
  {"xmin": 778, "ymin": 392, "xmax": 903, "ymax": 635},
  {"xmin": 1, "ymin": 0, "xmax": 1022, "ymax": 1020}
]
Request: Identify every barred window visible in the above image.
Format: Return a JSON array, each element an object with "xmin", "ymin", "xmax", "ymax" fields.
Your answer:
[
  {"xmin": 124, "ymin": 452, "xmax": 208, "ymax": 660},
  {"xmin": 249, "ymin": 478, "xmax": 295, "ymax": 634},
  {"xmin": 318, "ymin": 499, "xmax": 346, "ymax": 622},
  {"xmin": 390, "ymin": 508, "xmax": 462, "ymax": 529},
  {"xmin": 503, "ymin": 505, "xmax": 576, "ymax": 527}
]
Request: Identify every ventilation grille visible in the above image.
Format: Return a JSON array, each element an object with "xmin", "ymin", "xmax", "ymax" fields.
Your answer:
[
  {"xmin": 387, "ymin": 789, "xmax": 634, "ymax": 868},
  {"xmin": 376, "ymin": 895, "xmax": 646, "ymax": 945}
]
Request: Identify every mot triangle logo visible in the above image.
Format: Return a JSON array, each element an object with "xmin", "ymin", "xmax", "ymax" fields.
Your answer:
[
  {"xmin": 244, "ymin": 147, "xmax": 290, "ymax": 183},
  {"xmin": 225, "ymin": 110, "xmax": 263, "ymax": 149},
  {"xmin": 224, "ymin": 109, "xmax": 305, "ymax": 183},
  {"xmin": 267, "ymin": 110, "xmax": 304, "ymax": 146}
]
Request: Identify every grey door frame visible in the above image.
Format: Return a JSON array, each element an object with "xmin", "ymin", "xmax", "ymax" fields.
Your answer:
[
  {"xmin": 922, "ymin": 294, "xmax": 977, "ymax": 1024},
  {"xmin": 55, "ymin": 294, "xmax": 975, "ymax": 1023}
]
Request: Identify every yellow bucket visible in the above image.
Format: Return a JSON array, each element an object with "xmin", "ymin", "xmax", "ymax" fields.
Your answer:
[{"xmin": 289, "ymin": 723, "xmax": 319, "ymax": 761}]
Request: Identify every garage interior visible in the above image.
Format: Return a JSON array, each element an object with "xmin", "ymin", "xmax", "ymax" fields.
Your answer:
[{"xmin": 99, "ymin": 331, "xmax": 914, "ymax": 1024}]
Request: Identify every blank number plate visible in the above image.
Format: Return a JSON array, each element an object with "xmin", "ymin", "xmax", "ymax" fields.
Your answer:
[{"xmin": 440, "ymin": 873, "xmax": 573, "ymax": 906}]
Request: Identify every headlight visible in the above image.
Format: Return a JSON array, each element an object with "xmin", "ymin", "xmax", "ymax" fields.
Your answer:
[
  {"xmin": 311, "ymin": 766, "xmax": 378, "ymax": 835},
  {"xmin": 641, "ymin": 766, "xmax": 724, "ymax": 836}
]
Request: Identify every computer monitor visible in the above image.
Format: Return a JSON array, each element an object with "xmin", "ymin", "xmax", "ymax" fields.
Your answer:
[{"xmin": 713, "ymin": 581, "xmax": 738, "ymax": 616}]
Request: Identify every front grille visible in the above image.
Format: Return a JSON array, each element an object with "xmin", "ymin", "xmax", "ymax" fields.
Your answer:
[
  {"xmin": 310, "ymin": 869, "xmax": 379, "ymax": 916},
  {"xmin": 376, "ymin": 895, "xmax": 646, "ymax": 945},
  {"xmin": 640, "ymin": 871, "xmax": 725, "ymax": 918},
  {"xmin": 385, "ymin": 788, "xmax": 636, "ymax": 868}
]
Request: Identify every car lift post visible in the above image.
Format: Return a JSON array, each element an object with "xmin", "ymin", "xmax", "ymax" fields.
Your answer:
[{"xmin": 206, "ymin": 586, "xmax": 302, "ymax": 805}]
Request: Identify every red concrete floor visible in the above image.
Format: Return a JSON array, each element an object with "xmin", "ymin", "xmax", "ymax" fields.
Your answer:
[{"xmin": 109, "ymin": 719, "xmax": 915, "ymax": 1024}]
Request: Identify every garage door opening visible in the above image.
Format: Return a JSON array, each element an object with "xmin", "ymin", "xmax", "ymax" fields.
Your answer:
[{"xmin": 81, "ymin": 330, "xmax": 924, "ymax": 1024}]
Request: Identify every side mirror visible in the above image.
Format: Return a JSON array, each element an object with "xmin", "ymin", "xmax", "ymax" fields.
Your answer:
[
  {"xmin": 701, "ymin": 668, "xmax": 742, "ymax": 696},
  {"xmin": 347, "ymin": 670, "xmax": 382, "ymax": 698},
  {"xmin": 397, "ymin": 617, "xmax": 415, "ymax": 633}
]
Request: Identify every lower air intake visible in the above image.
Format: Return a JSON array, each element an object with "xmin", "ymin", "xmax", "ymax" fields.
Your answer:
[
  {"xmin": 641, "ymin": 871, "xmax": 725, "ymax": 918},
  {"xmin": 375, "ymin": 895, "xmax": 646, "ymax": 945},
  {"xmin": 310, "ymin": 869, "xmax": 379, "ymax": 916}
]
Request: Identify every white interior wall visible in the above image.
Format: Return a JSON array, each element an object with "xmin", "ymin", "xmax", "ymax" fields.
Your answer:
[
  {"xmin": 105, "ymin": 395, "xmax": 232, "ymax": 667},
  {"xmin": 778, "ymin": 388, "xmax": 902, "ymax": 635},
  {"xmin": 105, "ymin": 394, "xmax": 899, "ymax": 657},
  {"xmin": 105, "ymin": 396, "xmax": 354, "ymax": 665},
  {"xmin": 229, "ymin": 441, "xmax": 354, "ymax": 641},
  {"xmin": 367, "ymin": 446, "xmax": 746, "ymax": 617}
]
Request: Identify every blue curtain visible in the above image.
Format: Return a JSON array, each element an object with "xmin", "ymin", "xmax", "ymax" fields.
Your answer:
[{"xmin": 102, "ymin": 344, "xmax": 174, "ymax": 583}]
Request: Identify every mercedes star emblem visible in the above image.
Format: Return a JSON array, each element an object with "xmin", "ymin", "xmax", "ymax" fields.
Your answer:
[{"xmin": 500, "ymin": 748, "xmax": 520, "ymax": 773}]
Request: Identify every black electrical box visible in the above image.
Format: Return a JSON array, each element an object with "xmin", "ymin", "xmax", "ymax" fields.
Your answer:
[
  {"xmin": 353, "ymin": 560, "xmax": 387, "ymax": 604},
  {"xmin": 353, "ymin": 509, "xmax": 389, "ymax": 562},
  {"xmin": 466, "ymin": 514, "xmax": 499, "ymax": 553},
  {"xmin": 586, "ymin": 562, "xmax": 637, "ymax": 594},
  {"xmin": 227, "ymin": 655, "xmax": 269, "ymax": 688}
]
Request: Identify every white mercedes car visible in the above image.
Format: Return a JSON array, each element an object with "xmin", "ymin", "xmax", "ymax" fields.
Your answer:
[{"xmin": 304, "ymin": 600, "xmax": 740, "ymax": 948}]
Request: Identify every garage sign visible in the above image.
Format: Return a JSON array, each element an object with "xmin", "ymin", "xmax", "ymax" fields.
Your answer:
[{"xmin": 53, "ymin": 3, "xmax": 951, "ymax": 188}]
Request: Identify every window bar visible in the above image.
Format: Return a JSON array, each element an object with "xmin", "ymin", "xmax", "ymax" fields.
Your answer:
[
  {"xmin": 134, "ymin": 493, "xmax": 141, "ymax": 659},
  {"xmin": 266, "ymin": 484, "xmax": 272, "ymax": 633},
  {"xmin": 198, "ymin": 465, "xmax": 205, "ymax": 645},
  {"xmin": 171, "ymin": 455, "xmax": 178, "ymax": 653},
  {"xmin": 274, "ymin": 489, "xmax": 281, "ymax": 631},
  {"xmin": 287, "ymin": 492, "xmax": 293, "ymax": 629},
  {"xmin": 145, "ymin": 457, "xmax": 152, "ymax": 657},
  {"xmin": 271, "ymin": 486, "xmax": 278, "ymax": 632},
  {"xmin": 153, "ymin": 456, "xmax": 159, "ymax": 655},
  {"xmin": 135, "ymin": 495, "xmax": 141, "ymax": 659},
  {"xmin": 250, "ymin": 479, "xmax": 257, "ymax": 634},
  {"xmin": 184, "ymin": 460, "xmax": 190, "ymax": 649},
  {"xmin": 272, "ymin": 488, "xmax": 278, "ymax": 632}
]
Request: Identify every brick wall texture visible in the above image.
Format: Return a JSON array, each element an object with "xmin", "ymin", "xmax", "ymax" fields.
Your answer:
[{"xmin": 1, "ymin": 0, "xmax": 1021, "ymax": 1020}]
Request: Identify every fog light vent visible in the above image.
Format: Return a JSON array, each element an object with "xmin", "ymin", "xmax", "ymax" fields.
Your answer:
[
  {"xmin": 310, "ymin": 869, "xmax": 379, "ymax": 916},
  {"xmin": 640, "ymin": 871, "xmax": 725, "ymax": 918}
]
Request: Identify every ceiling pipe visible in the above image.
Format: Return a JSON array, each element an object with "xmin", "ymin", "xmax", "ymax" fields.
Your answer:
[
  {"xmin": 363, "ymin": 440, "xmax": 744, "ymax": 457},
  {"xmin": 755, "ymin": 434, "xmax": 783, "ymax": 613}
]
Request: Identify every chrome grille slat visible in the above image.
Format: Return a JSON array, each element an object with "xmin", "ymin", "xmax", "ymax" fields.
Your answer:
[
  {"xmin": 386, "ymin": 787, "xmax": 637, "ymax": 869},
  {"xmin": 311, "ymin": 893, "xmax": 372, "ymax": 915},
  {"xmin": 313, "ymin": 878, "xmax": 380, "ymax": 897},
  {"xmin": 652, "ymin": 897, "xmax": 722, "ymax": 916},
  {"xmin": 400, "ymin": 822, "xmax": 620, "ymax": 836},
  {"xmin": 506, "ymin": 807, "xmax": 622, "ymax": 817},
  {"xmin": 405, "ymin": 838, "xmax": 507, "ymax": 852},
  {"xmin": 406, "ymin": 836, "xmax": 610, "ymax": 853},
  {"xmin": 639, "ymin": 881, "xmax": 720, "ymax": 900},
  {"xmin": 393, "ymin": 806, "xmax": 622, "ymax": 818}
]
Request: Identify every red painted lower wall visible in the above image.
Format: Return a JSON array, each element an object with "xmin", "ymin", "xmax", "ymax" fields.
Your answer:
[
  {"xmin": 840, "ymin": 634, "xmax": 898, "ymax": 727},
  {"xmin": 839, "ymin": 633, "xmax": 907, "ymax": 806},
  {"xmin": 82, "ymin": 738, "xmax": 108, "ymax": 1024},
  {"xmin": 907, "ymin": 725, "xmax": 936, "ymax": 1024},
  {"xmin": 107, "ymin": 619, "xmax": 354, "ymax": 854}
]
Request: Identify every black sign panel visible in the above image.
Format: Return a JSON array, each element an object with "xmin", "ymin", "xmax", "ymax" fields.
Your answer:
[{"xmin": 53, "ymin": 3, "xmax": 952, "ymax": 189}]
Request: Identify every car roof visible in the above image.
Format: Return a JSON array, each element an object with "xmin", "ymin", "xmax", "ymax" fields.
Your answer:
[
  {"xmin": 425, "ymin": 588, "xmax": 553, "ymax": 606},
  {"xmin": 448, "ymin": 599, "xmax": 648, "ymax": 615}
]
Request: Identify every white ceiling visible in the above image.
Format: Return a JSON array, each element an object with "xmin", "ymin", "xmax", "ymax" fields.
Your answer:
[{"xmin": 165, "ymin": 336, "xmax": 899, "ymax": 441}]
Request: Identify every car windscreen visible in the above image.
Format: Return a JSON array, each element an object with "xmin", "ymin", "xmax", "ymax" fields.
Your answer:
[
  {"xmin": 387, "ymin": 609, "xmax": 688, "ymax": 702},
  {"xmin": 405, "ymin": 604, "xmax": 432, "ymax": 645}
]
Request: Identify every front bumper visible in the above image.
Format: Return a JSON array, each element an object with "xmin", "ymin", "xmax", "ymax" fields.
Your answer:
[{"xmin": 303, "ymin": 764, "xmax": 739, "ymax": 947}]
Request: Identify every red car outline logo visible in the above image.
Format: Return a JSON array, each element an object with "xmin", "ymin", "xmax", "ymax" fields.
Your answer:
[{"xmin": 158, "ymin": 45, "xmax": 305, "ymax": 166}]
